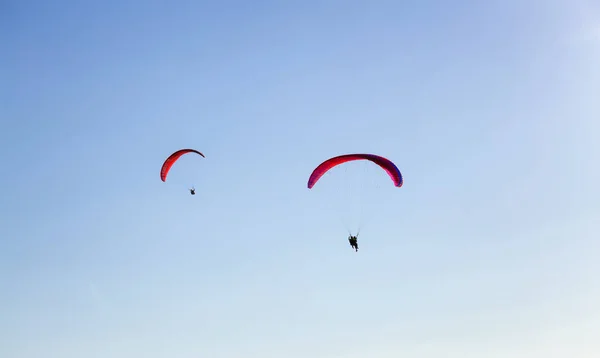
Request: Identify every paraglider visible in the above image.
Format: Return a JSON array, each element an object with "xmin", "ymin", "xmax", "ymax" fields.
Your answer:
[
  {"xmin": 308, "ymin": 153, "xmax": 403, "ymax": 251},
  {"xmin": 160, "ymin": 149, "xmax": 205, "ymax": 194},
  {"xmin": 307, "ymin": 153, "xmax": 402, "ymax": 189},
  {"xmin": 348, "ymin": 235, "xmax": 359, "ymax": 252}
]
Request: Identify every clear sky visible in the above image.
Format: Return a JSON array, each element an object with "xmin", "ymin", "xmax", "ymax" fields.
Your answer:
[{"xmin": 2, "ymin": 0, "xmax": 599, "ymax": 357}]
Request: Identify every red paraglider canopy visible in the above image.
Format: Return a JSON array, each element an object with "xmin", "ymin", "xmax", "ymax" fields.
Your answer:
[
  {"xmin": 160, "ymin": 149, "xmax": 205, "ymax": 182},
  {"xmin": 307, "ymin": 153, "xmax": 403, "ymax": 189}
]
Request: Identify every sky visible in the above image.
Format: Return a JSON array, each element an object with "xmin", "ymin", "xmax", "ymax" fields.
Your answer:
[{"xmin": 1, "ymin": 0, "xmax": 599, "ymax": 357}]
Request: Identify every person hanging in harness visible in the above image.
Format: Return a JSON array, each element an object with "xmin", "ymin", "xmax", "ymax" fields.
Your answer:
[
  {"xmin": 189, "ymin": 187, "xmax": 196, "ymax": 195},
  {"xmin": 348, "ymin": 235, "xmax": 359, "ymax": 252}
]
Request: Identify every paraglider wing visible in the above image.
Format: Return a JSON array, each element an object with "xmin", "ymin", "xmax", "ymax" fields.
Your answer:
[
  {"xmin": 160, "ymin": 149, "xmax": 205, "ymax": 182},
  {"xmin": 307, "ymin": 154, "xmax": 402, "ymax": 189}
]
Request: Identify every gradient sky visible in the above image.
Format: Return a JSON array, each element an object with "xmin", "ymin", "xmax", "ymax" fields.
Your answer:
[{"xmin": 2, "ymin": 0, "xmax": 599, "ymax": 357}]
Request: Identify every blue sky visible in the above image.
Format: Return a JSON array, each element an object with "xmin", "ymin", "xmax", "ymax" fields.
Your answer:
[{"xmin": 2, "ymin": 0, "xmax": 599, "ymax": 357}]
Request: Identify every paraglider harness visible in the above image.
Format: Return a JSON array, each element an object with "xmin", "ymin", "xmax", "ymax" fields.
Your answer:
[
  {"xmin": 190, "ymin": 187, "xmax": 196, "ymax": 195},
  {"xmin": 348, "ymin": 235, "xmax": 358, "ymax": 252}
]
